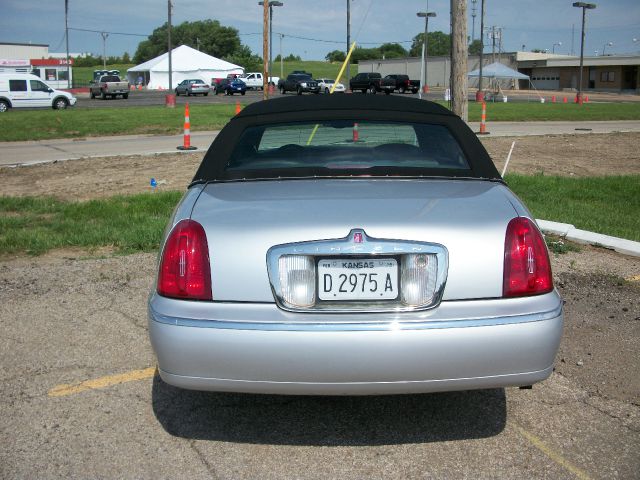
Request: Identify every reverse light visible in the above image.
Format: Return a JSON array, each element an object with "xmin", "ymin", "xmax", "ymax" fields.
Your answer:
[
  {"xmin": 157, "ymin": 219, "xmax": 212, "ymax": 301},
  {"xmin": 278, "ymin": 255, "xmax": 316, "ymax": 307},
  {"xmin": 503, "ymin": 217, "xmax": 553, "ymax": 297},
  {"xmin": 400, "ymin": 253, "xmax": 438, "ymax": 307}
]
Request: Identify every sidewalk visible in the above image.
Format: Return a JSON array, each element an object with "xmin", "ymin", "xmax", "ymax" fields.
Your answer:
[{"xmin": 1, "ymin": 121, "xmax": 640, "ymax": 167}]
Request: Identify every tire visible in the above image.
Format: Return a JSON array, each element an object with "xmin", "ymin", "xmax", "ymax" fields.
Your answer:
[
  {"xmin": 101, "ymin": 91, "xmax": 107, "ymax": 100},
  {"xmin": 280, "ymin": 86, "xmax": 286, "ymax": 94},
  {"xmin": 175, "ymin": 90, "xmax": 180, "ymax": 96},
  {"xmin": 123, "ymin": 93, "xmax": 129, "ymax": 99},
  {"xmin": 325, "ymin": 87, "xmax": 330, "ymax": 94},
  {"xmin": 297, "ymin": 87, "xmax": 303, "ymax": 95},
  {"xmin": 90, "ymin": 90, "xmax": 96, "ymax": 99},
  {"xmin": 241, "ymin": 91, "xmax": 246, "ymax": 96},
  {"xmin": 412, "ymin": 88, "xmax": 419, "ymax": 94},
  {"xmin": 0, "ymin": 100, "xmax": 9, "ymax": 113},
  {"xmin": 384, "ymin": 90, "xmax": 391, "ymax": 95},
  {"xmin": 368, "ymin": 85, "xmax": 377, "ymax": 94},
  {"xmin": 53, "ymin": 97, "xmax": 68, "ymax": 110},
  {"xmin": 204, "ymin": 92, "xmax": 208, "ymax": 96},
  {"xmin": 362, "ymin": 89, "xmax": 367, "ymax": 94},
  {"xmin": 399, "ymin": 86, "xmax": 406, "ymax": 94}
]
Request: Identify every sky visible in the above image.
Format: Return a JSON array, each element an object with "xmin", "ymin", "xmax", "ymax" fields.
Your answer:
[{"xmin": 2, "ymin": 0, "xmax": 639, "ymax": 61}]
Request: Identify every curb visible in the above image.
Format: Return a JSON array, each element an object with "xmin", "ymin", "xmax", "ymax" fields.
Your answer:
[{"xmin": 536, "ymin": 219, "xmax": 640, "ymax": 257}]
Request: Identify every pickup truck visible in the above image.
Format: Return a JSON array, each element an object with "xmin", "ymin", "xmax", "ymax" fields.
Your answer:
[
  {"xmin": 89, "ymin": 75, "xmax": 130, "ymax": 100},
  {"xmin": 379, "ymin": 74, "xmax": 420, "ymax": 95},
  {"xmin": 240, "ymin": 72, "xmax": 280, "ymax": 90},
  {"xmin": 349, "ymin": 72, "xmax": 382, "ymax": 94},
  {"xmin": 278, "ymin": 73, "xmax": 320, "ymax": 95}
]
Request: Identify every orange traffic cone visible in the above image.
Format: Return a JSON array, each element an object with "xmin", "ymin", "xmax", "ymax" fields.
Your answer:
[
  {"xmin": 235, "ymin": 101, "xmax": 241, "ymax": 115},
  {"xmin": 478, "ymin": 101, "xmax": 489, "ymax": 135},
  {"xmin": 585, "ymin": 95, "xmax": 589, "ymax": 103},
  {"xmin": 352, "ymin": 122, "xmax": 359, "ymax": 142},
  {"xmin": 177, "ymin": 103, "xmax": 197, "ymax": 151},
  {"xmin": 563, "ymin": 96, "xmax": 568, "ymax": 103},
  {"xmin": 551, "ymin": 95, "xmax": 556, "ymax": 103}
]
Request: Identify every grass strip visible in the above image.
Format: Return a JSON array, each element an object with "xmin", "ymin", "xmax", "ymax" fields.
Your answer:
[
  {"xmin": 0, "ymin": 192, "xmax": 182, "ymax": 256},
  {"xmin": 0, "ymin": 104, "xmax": 236, "ymax": 142},
  {"xmin": 505, "ymin": 174, "xmax": 640, "ymax": 242},
  {"xmin": 461, "ymin": 101, "xmax": 640, "ymax": 122},
  {"xmin": 1, "ymin": 175, "xmax": 638, "ymax": 257}
]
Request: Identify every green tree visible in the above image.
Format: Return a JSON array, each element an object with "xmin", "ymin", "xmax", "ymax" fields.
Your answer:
[
  {"xmin": 378, "ymin": 42, "xmax": 408, "ymax": 58},
  {"xmin": 133, "ymin": 20, "xmax": 242, "ymax": 63},
  {"xmin": 122, "ymin": 52, "xmax": 131, "ymax": 64},
  {"xmin": 351, "ymin": 47, "xmax": 382, "ymax": 62},
  {"xmin": 409, "ymin": 31, "xmax": 451, "ymax": 57},
  {"xmin": 325, "ymin": 50, "xmax": 347, "ymax": 62},
  {"xmin": 469, "ymin": 39, "xmax": 482, "ymax": 55},
  {"xmin": 224, "ymin": 45, "xmax": 262, "ymax": 72}
]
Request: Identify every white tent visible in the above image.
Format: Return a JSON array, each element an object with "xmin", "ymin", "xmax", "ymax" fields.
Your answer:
[
  {"xmin": 127, "ymin": 45, "xmax": 244, "ymax": 90},
  {"xmin": 467, "ymin": 62, "xmax": 530, "ymax": 80}
]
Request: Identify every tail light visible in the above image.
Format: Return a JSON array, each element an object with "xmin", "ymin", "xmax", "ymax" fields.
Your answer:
[
  {"xmin": 503, "ymin": 217, "xmax": 553, "ymax": 297},
  {"xmin": 157, "ymin": 219, "xmax": 212, "ymax": 301}
]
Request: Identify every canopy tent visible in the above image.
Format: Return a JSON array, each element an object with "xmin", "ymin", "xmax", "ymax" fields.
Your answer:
[
  {"xmin": 467, "ymin": 62, "xmax": 530, "ymax": 80},
  {"xmin": 127, "ymin": 45, "xmax": 244, "ymax": 90},
  {"xmin": 467, "ymin": 61, "xmax": 543, "ymax": 101}
]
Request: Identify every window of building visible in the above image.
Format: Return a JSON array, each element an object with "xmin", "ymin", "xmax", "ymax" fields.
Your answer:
[
  {"xmin": 9, "ymin": 80, "xmax": 27, "ymax": 92},
  {"xmin": 45, "ymin": 68, "xmax": 57, "ymax": 81},
  {"xmin": 58, "ymin": 70, "xmax": 68, "ymax": 81},
  {"xmin": 600, "ymin": 71, "xmax": 615, "ymax": 82},
  {"xmin": 32, "ymin": 68, "xmax": 41, "ymax": 78}
]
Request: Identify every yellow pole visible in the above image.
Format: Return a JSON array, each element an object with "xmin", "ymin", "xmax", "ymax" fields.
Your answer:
[{"xmin": 307, "ymin": 42, "xmax": 356, "ymax": 145}]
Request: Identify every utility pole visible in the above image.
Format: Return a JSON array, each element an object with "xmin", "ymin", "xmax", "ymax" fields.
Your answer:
[
  {"xmin": 346, "ymin": 0, "xmax": 351, "ymax": 87},
  {"xmin": 279, "ymin": 33, "xmax": 284, "ymax": 79},
  {"xmin": 573, "ymin": 2, "xmax": 597, "ymax": 104},
  {"xmin": 65, "ymin": 0, "xmax": 70, "ymax": 88},
  {"xmin": 101, "ymin": 32, "xmax": 109, "ymax": 69},
  {"xmin": 491, "ymin": 26, "xmax": 496, "ymax": 63},
  {"xmin": 451, "ymin": 0, "xmax": 468, "ymax": 121},
  {"xmin": 471, "ymin": 0, "xmax": 477, "ymax": 42},
  {"xmin": 262, "ymin": 0, "xmax": 269, "ymax": 99},
  {"xmin": 477, "ymin": 0, "xmax": 485, "ymax": 100},
  {"xmin": 167, "ymin": 0, "xmax": 173, "ymax": 106}
]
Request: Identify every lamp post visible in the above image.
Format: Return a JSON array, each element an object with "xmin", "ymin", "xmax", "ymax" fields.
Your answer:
[
  {"xmin": 573, "ymin": 2, "xmax": 596, "ymax": 104},
  {"xmin": 552, "ymin": 41, "xmax": 562, "ymax": 53},
  {"xmin": 417, "ymin": 11, "xmax": 436, "ymax": 100},
  {"xmin": 602, "ymin": 41, "xmax": 612, "ymax": 55},
  {"xmin": 259, "ymin": 1, "xmax": 283, "ymax": 87},
  {"xmin": 471, "ymin": 0, "xmax": 478, "ymax": 42},
  {"xmin": 100, "ymin": 32, "xmax": 109, "ymax": 69}
]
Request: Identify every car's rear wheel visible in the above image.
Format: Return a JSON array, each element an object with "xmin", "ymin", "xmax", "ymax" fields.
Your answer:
[
  {"xmin": 0, "ymin": 100, "xmax": 9, "ymax": 113},
  {"xmin": 325, "ymin": 87, "xmax": 329, "ymax": 94},
  {"xmin": 368, "ymin": 85, "xmax": 377, "ymax": 94},
  {"xmin": 123, "ymin": 93, "xmax": 129, "ymax": 99},
  {"xmin": 53, "ymin": 97, "xmax": 68, "ymax": 110},
  {"xmin": 204, "ymin": 92, "xmax": 208, "ymax": 96},
  {"xmin": 280, "ymin": 86, "xmax": 286, "ymax": 94},
  {"xmin": 399, "ymin": 86, "xmax": 406, "ymax": 94},
  {"xmin": 175, "ymin": 90, "xmax": 180, "ymax": 96},
  {"xmin": 384, "ymin": 90, "xmax": 391, "ymax": 95},
  {"xmin": 241, "ymin": 91, "xmax": 246, "ymax": 95},
  {"xmin": 101, "ymin": 91, "xmax": 107, "ymax": 100},
  {"xmin": 90, "ymin": 91, "xmax": 96, "ymax": 99}
]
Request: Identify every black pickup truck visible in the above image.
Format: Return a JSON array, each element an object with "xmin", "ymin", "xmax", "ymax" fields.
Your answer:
[
  {"xmin": 379, "ymin": 74, "xmax": 420, "ymax": 94},
  {"xmin": 349, "ymin": 72, "xmax": 382, "ymax": 94},
  {"xmin": 279, "ymin": 73, "xmax": 320, "ymax": 95}
]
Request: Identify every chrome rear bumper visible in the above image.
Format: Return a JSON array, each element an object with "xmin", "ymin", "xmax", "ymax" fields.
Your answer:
[{"xmin": 148, "ymin": 291, "xmax": 563, "ymax": 395}]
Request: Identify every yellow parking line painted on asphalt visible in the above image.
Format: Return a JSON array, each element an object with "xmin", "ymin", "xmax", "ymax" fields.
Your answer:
[
  {"xmin": 512, "ymin": 423, "xmax": 592, "ymax": 480},
  {"xmin": 625, "ymin": 274, "xmax": 640, "ymax": 282},
  {"xmin": 48, "ymin": 366, "xmax": 156, "ymax": 397}
]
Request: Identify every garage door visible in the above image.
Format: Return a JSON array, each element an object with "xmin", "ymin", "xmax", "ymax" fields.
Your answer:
[{"xmin": 531, "ymin": 68, "xmax": 560, "ymax": 90}]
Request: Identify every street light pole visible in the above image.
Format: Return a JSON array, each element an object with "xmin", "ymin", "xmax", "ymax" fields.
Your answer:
[
  {"xmin": 101, "ymin": 32, "xmax": 109, "ymax": 69},
  {"xmin": 602, "ymin": 41, "xmax": 612, "ymax": 55},
  {"xmin": 471, "ymin": 0, "xmax": 477, "ymax": 42},
  {"xmin": 417, "ymin": 11, "xmax": 436, "ymax": 100},
  {"xmin": 477, "ymin": 0, "xmax": 485, "ymax": 100},
  {"xmin": 573, "ymin": 2, "xmax": 596, "ymax": 104},
  {"xmin": 346, "ymin": 0, "xmax": 351, "ymax": 88},
  {"xmin": 552, "ymin": 41, "xmax": 562, "ymax": 53}
]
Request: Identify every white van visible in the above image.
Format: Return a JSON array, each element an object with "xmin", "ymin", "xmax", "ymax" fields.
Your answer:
[{"xmin": 0, "ymin": 73, "xmax": 77, "ymax": 113}]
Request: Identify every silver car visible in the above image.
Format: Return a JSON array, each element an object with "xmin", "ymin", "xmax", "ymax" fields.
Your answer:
[
  {"xmin": 316, "ymin": 78, "xmax": 346, "ymax": 94},
  {"xmin": 149, "ymin": 95, "xmax": 563, "ymax": 395}
]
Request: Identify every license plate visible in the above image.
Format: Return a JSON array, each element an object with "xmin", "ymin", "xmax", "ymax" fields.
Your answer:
[{"xmin": 318, "ymin": 258, "xmax": 398, "ymax": 301}]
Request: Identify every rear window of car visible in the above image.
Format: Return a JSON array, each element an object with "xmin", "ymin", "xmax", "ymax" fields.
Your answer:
[
  {"xmin": 225, "ymin": 121, "xmax": 470, "ymax": 174},
  {"xmin": 102, "ymin": 75, "xmax": 121, "ymax": 82}
]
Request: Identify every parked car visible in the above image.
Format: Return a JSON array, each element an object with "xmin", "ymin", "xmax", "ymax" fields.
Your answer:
[
  {"xmin": 148, "ymin": 95, "xmax": 563, "ymax": 395},
  {"xmin": 349, "ymin": 72, "xmax": 382, "ymax": 94},
  {"xmin": 279, "ymin": 73, "xmax": 320, "ymax": 94},
  {"xmin": 175, "ymin": 79, "xmax": 210, "ymax": 96},
  {"xmin": 316, "ymin": 78, "xmax": 345, "ymax": 94},
  {"xmin": 240, "ymin": 72, "xmax": 280, "ymax": 90},
  {"xmin": 0, "ymin": 73, "xmax": 77, "ymax": 112},
  {"xmin": 379, "ymin": 74, "xmax": 420, "ymax": 94},
  {"xmin": 89, "ymin": 74, "xmax": 130, "ymax": 100},
  {"xmin": 221, "ymin": 78, "xmax": 246, "ymax": 96}
]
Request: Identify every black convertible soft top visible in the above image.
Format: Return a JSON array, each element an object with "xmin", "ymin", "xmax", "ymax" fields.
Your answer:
[{"xmin": 192, "ymin": 95, "xmax": 500, "ymax": 183}]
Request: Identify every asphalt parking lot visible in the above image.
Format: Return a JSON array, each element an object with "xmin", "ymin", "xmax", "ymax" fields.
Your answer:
[{"xmin": 1, "ymin": 245, "xmax": 638, "ymax": 479}]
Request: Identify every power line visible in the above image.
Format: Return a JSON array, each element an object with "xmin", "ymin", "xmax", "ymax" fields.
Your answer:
[{"xmin": 68, "ymin": 27, "xmax": 148, "ymax": 37}]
